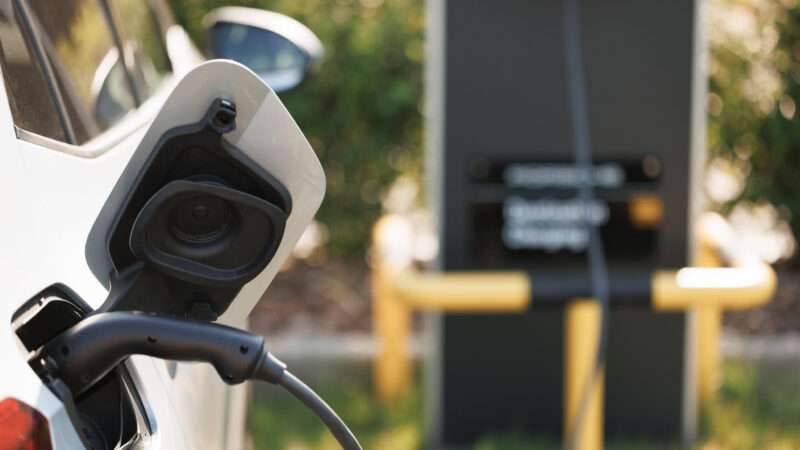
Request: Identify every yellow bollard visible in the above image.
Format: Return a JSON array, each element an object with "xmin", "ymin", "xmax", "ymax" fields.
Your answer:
[
  {"xmin": 564, "ymin": 299, "xmax": 604, "ymax": 450},
  {"xmin": 372, "ymin": 263, "xmax": 412, "ymax": 403},
  {"xmin": 369, "ymin": 212, "xmax": 775, "ymax": 414},
  {"xmin": 371, "ymin": 215, "xmax": 415, "ymax": 403},
  {"xmin": 694, "ymin": 230, "xmax": 725, "ymax": 405},
  {"xmin": 696, "ymin": 307, "xmax": 721, "ymax": 404}
]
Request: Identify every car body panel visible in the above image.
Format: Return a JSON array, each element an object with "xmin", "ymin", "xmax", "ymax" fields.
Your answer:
[{"xmin": 0, "ymin": 53, "xmax": 323, "ymax": 448}]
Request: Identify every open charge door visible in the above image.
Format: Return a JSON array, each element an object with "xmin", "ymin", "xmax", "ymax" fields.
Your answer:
[{"xmin": 86, "ymin": 59, "xmax": 325, "ymax": 326}]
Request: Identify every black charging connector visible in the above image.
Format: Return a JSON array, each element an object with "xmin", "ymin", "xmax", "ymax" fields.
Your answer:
[
  {"xmin": 40, "ymin": 312, "xmax": 267, "ymax": 394},
  {"xmin": 37, "ymin": 312, "xmax": 362, "ymax": 450}
]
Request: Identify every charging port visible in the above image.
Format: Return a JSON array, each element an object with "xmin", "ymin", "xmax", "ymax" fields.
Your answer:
[{"xmin": 11, "ymin": 285, "xmax": 151, "ymax": 449}]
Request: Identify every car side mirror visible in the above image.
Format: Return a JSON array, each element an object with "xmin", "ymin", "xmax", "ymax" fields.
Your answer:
[{"xmin": 203, "ymin": 7, "xmax": 323, "ymax": 93}]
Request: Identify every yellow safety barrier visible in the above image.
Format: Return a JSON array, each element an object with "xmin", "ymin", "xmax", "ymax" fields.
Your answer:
[
  {"xmin": 693, "ymin": 224, "xmax": 726, "ymax": 405},
  {"xmin": 392, "ymin": 271, "xmax": 530, "ymax": 312},
  {"xmin": 370, "ymin": 214, "xmax": 777, "ymax": 449},
  {"xmin": 652, "ymin": 265, "xmax": 776, "ymax": 311},
  {"xmin": 565, "ymin": 300, "xmax": 604, "ymax": 450},
  {"xmin": 372, "ymin": 261, "xmax": 413, "ymax": 402},
  {"xmin": 374, "ymin": 264, "xmax": 774, "ymax": 317}
]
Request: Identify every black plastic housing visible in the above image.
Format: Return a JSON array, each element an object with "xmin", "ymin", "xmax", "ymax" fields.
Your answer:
[
  {"xmin": 130, "ymin": 179, "xmax": 286, "ymax": 287},
  {"xmin": 101, "ymin": 98, "xmax": 292, "ymax": 320},
  {"xmin": 41, "ymin": 312, "xmax": 266, "ymax": 396}
]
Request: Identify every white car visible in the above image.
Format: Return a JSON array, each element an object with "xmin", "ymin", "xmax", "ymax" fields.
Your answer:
[{"xmin": 0, "ymin": 1, "xmax": 330, "ymax": 449}]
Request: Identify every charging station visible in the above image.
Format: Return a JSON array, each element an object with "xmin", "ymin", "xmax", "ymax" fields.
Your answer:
[{"xmin": 425, "ymin": 0, "xmax": 706, "ymax": 446}]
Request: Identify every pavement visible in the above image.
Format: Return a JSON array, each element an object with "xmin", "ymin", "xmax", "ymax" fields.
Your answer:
[{"xmin": 266, "ymin": 328, "xmax": 800, "ymax": 363}]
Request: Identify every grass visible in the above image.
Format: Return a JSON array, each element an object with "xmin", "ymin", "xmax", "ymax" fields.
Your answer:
[
  {"xmin": 699, "ymin": 360, "xmax": 800, "ymax": 450},
  {"xmin": 249, "ymin": 360, "xmax": 800, "ymax": 450},
  {"xmin": 249, "ymin": 371, "xmax": 422, "ymax": 450}
]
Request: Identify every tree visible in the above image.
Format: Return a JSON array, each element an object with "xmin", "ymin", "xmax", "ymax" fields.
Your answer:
[{"xmin": 171, "ymin": 0, "xmax": 424, "ymax": 259}]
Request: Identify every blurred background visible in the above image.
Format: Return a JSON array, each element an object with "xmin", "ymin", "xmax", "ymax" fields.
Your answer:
[{"xmin": 170, "ymin": 0, "xmax": 800, "ymax": 449}]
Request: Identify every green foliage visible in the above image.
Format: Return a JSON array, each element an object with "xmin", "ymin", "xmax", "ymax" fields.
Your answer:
[
  {"xmin": 709, "ymin": 0, "xmax": 800, "ymax": 248},
  {"xmin": 249, "ymin": 368, "xmax": 423, "ymax": 450},
  {"xmin": 473, "ymin": 435, "xmax": 683, "ymax": 450},
  {"xmin": 170, "ymin": 0, "xmax": 424, "ymax": 259},
  {"xmin": 702, "ymin": 360, "xmax": 800, "ymax": 450}
]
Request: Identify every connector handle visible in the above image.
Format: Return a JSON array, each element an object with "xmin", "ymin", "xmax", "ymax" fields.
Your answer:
[{"xmin": 41, "ymin": 312, "xmax": 265, "ymax": 395}]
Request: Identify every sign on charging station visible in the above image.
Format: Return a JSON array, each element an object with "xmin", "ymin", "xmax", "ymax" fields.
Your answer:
[{"xmin": 426, "ymin": 0, "xmax": 705, "ymax": 446}]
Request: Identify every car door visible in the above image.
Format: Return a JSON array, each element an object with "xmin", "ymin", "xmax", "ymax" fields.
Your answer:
[{"xmin": 0, "ymin": 1, "xmax": 324, "ymax": 449}]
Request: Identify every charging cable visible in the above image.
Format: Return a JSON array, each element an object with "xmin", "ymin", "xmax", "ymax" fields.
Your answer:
[
  {"xmin": 562, "ymin": 0, "xmax": 611, "ymax": 448},
  {"xmin": 38, "ymin": 312, "xmax": 363, "ymax": 450}
]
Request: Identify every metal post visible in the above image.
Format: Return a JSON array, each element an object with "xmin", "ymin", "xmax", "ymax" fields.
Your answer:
[
  {"xmin": 372, "ymin": 217, "xmax": 413, "ymax": 403},
  {"xmin": 696, "ymin": 307, "xmax": 721, "ymax": 404},
  {"xmin": 564, "ymin": 299, "xmax": 604, "ymax": 450},
  {"xmin": 373, "ymin": 263, "xmax": 412, "ymax": 402},
  {"xmin": 694, "ymin": 233, "xmax": 724, "ymax": 405}
]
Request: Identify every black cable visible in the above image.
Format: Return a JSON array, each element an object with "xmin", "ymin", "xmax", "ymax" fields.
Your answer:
[
  {"xmin": 278, "ymin": 371, "xmax": 363, "ymax": 450},
  {"xmin": 562, "ymin": 0, "xmax": 611, "ymax": 449},
  {"xmin": 40, "ymin": 312, "xmax": 363, "ymax": 450},
  {"xmin": 253, "ymin": 351, "xmax": 363, "ymax": 450}
]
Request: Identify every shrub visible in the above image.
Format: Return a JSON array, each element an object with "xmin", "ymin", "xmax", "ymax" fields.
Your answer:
[
  {"xmin": 709, "ymin": 0, "xmax": 800, "ymax": 254},
  {"xmin": 170, "ymin": 0, "xmax": 424, "ymax": 259}
]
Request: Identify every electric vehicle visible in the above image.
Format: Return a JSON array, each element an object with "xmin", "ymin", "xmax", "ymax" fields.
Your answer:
[{"xmin": 0, "ymin": 1, "xmax": 340, "ymax": 449}]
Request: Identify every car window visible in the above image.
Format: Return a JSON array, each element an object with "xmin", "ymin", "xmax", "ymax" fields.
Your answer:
[
  {"xmin": 107, "ymin": 0, "xmax": 171, "ymax": 99},
  {"xmin": 0, "ymin": 1, "xmax": 65, "ymax": 141},
  {"xmin": 28, "ymin": 0, "xmax": 137, "ymax": 143}
]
